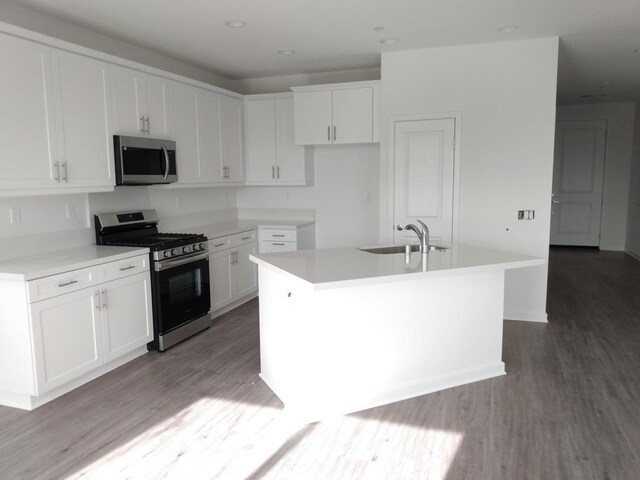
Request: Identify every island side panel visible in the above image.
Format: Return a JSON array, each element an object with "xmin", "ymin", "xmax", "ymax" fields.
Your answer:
[{"xmin": 257, "ymin": 266, "xmax": 507, "ymax": 421}]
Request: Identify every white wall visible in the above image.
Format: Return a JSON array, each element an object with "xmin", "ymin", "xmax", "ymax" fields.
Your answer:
[
  {"xmin": 0, "ymin": 1, "xmax": 235, "ymax": 90},
  {"xmin": 237, "ymin": 145, "xmax": 380, "ymax": 248},
  {"xmin": 625, "ymin": 103, "xmax": 640, "ymax": 258},
  {"xmin": 380, "ymin": 38, "xmax": 559, "ymax": 322},
  {"xmin": 234, "ymin": 67, "xmax": 381, "ymax": 95},
  {"xmin": 556, "ymin": 103, "xmax": 636, "ymax": 251}
]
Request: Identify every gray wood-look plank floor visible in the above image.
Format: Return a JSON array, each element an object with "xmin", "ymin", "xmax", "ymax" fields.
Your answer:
[{"xmin": 1, "ymin": 247, "xmax": 640, "ymax": 479}]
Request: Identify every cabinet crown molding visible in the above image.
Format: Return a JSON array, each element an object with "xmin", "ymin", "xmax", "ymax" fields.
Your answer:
[{"xmin": 290, "ymin": 80, "xmax": 380, "ymax": 93}]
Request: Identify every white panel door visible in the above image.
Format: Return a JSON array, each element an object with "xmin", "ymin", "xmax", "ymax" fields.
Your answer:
[
  {"xmin": 29, "ymin": 288, "xmax": 103, "ymax": 394},
  {"xmin": 52, "ymin": 50, "xmax": 113, "ymax": 187},
  {"xmin": 144, "ymin": 74, "xmax": 170, "ymax": 138},
  {"xmin": 332, "ymin": 87, "xmax": 373, "ymax": 144},
  {"xmin": 233, "ymin": 243, "xmax": 258, "ymax": 299},
  {"xmin": 197, "ymin": 89, "xmax": 223, "ymax": 183},
  {"xmin": 393, "ymin": 118, "xmax": 456, "ymax": 247},
  {"xmin": 0, "ymin": 34, "xmax": 58, "ymax": 189},
  {"xmin": 245, "ymin": 98, "xmax": 276, "ymax": 182},
  {"xmin": 168, "ymin": 81, "xmax": 200, "ymax": 183},
  {"xmin": 219, "ymin": 95, "xmax": 244, "ymax": 182},
  {"xmin": 294, "ymin": 91, "xmax": 332, "ymax": 145},
  {"xmin": 550, "ymin": 120, "xmax": 607, "ymax": 246},
  {"xmin": 275, "ymin": 97, "xmax": 306, "ymax": 182},
  {"xmin": 100, "ymin": 272, "xmax": 153, "ymax": 362},
  {"xmin": 209, "ymin": 250, "xmax": 233, "ymax": 311},
  {"xmin": 111, "ymin": 65, "xmax": 146, "ymax": 136}
]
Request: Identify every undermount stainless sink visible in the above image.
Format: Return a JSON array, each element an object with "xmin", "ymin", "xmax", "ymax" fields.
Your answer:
[{"xmin": 359, "ymin": 245, "xmax": 448, "ymax": 255}]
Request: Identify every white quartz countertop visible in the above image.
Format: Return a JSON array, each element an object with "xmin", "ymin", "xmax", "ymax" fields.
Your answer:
[
  {"xmin": 176, "ymin": 219, "xmax": 315, "ymax": 240},
  {"xmin": 250, "ymin": 244, "xmax": 544, "ymax": 289},
  {"xmin": 0, "ymin": 245, "xmax": 150, "ymax": 281}
]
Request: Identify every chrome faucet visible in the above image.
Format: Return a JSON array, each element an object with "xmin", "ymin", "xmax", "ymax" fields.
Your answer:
[{"xmin": 396, "ymin": 220, "xmax": 430, "ymax": 252}]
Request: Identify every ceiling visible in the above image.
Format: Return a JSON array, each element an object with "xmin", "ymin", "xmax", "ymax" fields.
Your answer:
[{"xmin": 6, "ymin": 0, "xmax": 640, "ymax": 104}]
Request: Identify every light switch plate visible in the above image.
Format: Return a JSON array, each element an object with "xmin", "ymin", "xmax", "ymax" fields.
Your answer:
[{"xmin": 518, "ymin": 210, "xmax": 535, "ymax": 221}]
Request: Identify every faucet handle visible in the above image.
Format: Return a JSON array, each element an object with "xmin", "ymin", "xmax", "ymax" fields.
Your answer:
[
  {"xmin": 395, "ymin": 224, "xmax": 405, "ymax": 231},
  {"xmin": 416, "ymin": 219, "xmax": 428, "ymax": 232}
]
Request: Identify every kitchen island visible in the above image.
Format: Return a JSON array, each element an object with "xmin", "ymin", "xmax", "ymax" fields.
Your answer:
[{"xmin": 250, "ymin": 245, "xmax": 543, "ymax": 422}]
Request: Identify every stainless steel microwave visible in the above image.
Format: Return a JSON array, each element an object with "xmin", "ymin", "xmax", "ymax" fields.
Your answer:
[{"xmin": 114, "ymin": 135, "xmax": 177, "ymax": 185}]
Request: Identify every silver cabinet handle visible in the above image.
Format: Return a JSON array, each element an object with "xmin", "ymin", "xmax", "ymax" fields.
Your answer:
[
  {"xmin": 53, "ymin": 162, "xmax": 60, "ymax": 183},
  {"xmin": 119, "ymin": 265, "xmax": 136, "ymax": 271},
  {"xmin": 145, "ymin": 116, "xmax": 150, "ymax": 134},
  {"xmin": 214, "ymin": 242, "xmax": 226, "ymax": 247},
  {"xmin": 333, "ymin": 126, "xmax": 336, "ymax": 141},
  {"xmin": 272, "ymin": 243, "xmax": 285, "ymax": 246},
  {"xmin": 277, "ymin": 166, "xmax": 280, "ymax": 179},
  {"xmin": 161, "ymin": 145, "xmax": 170, "ymax": 180},
  {"xmin": 328, "ymin": 126, "xmax": 330, "ymax": 141},
  {"xmin": 272, "ymin": 166, "xmax": 275, "ymax": 179},
  {"xmin": 95, "ymin": 291, "xmax": 101, "ymax": 311},
  {"xmin": 140, "ymin": 116, "xmax": 146, "ymax": 133},
  {"xmin": 58, "ymin": 279, "xmax": 78, "ymax": 288},
  {"xmin": 226, "ymin": 166, "xmax": 230, "ymax": 179},
  {"xmin": 241, "ymin": 236, "xmax": 252, "ymax": 240},
  {"xmin": 272, "ymin": 234, "xmax": 285, "ymax": 237},
  {"xmin": 61, "ymin": 162, "xmax": 68, "ymax": 182},
  {"xmin": 101, "ymin": 289, "xmax": 108, "ymax": 310},
  {"xmin": 230, "ymin": 251, "xmax": 238, "ymax": 265}
]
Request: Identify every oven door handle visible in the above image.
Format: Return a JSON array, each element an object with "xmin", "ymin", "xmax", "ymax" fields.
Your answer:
[
  {"xmin": 161, "ymin": 145, "xmax": 170, "ymax": 180},
  {"xmin": 154, "ymin": 251, "xmax": 209, "ymax": 271}
]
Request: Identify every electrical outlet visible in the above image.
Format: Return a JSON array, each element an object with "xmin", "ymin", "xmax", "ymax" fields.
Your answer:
[
  {"xmin": 65, "ymin": 203, "xmax": 76, "ymax": 219},
  {"xmin": 175, "ymin": 196, "xmax": 181, "ymax": 208},
  {"xmin": 9, "ymin": 207, "xmax": 21, "ymax": 225},
  {"xmin": 518, "ymin": 210, "xmax": 535, "ymax": 221}
]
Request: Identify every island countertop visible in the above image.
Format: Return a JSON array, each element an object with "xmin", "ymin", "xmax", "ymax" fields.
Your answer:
[{"xmin": 250, "ymin": 244, "xmax": 544, "ymax": 289}]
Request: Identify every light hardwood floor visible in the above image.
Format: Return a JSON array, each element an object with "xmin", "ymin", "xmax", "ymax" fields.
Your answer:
[{"xmin": 1, "ymin": 247, "xmax": 639, "ymax": 479}]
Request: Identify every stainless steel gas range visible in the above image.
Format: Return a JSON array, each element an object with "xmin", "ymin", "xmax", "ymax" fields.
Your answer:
[{"xmin": 95, "ymin": 210, "xmax": 210, "ymax": 351}]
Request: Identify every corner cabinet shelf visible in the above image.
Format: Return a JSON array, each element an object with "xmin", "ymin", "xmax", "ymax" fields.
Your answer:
[
  {"xmin": 291, "ymin": 81, "xmax": 380, "ymax": 146},
  {"xmin": 244, "ymin": 93, "xmax": 314, "ymax": 186}
]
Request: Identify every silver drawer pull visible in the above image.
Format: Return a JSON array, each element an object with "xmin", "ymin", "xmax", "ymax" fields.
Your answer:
[
  {"xmin": 58, "ymin": 279, "xmax": 78, "ymax": 288},
  {"xmin": 119, "ymin": 265, "xmax": 136, "ymax": 271},
  {"xmin": 272, "ymin": 234, "xmax": 285, "ymax": 237},
  {"xmin": 214, "ymin": 242, "xmax": 226, "ymax": 247},
  {"xmin": 241, "ymin": 236, "xmax": 252, "ymax": 240},
  {"xmin": 272, "ymin": 243, "xmax": 285, "ymax": 246}
]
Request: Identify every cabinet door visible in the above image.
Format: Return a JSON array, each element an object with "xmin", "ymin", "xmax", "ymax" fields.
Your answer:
[
  {"xmin": 275, "ymin": 97, "xmax": 306, "ymax": 182},
  {"xmin": 111, "ymin": 65, "xmax": 146, "ymax": 136},
  {"xmin": 197, "ymin": 89, "xmax": 224, "ymax": 183},
  {"xmin": 168, "ymin": 81, "xmax": 200, "ymax": 184},
  {"xmin": 233, "ymin": 243, "xmax": 258, "ymax": 299},
  {"xmin": 293, "ymin": 90, "xmax": 332, "ymax": 145},
  {"xmin": 100, "ymin": 272, "xmax": 153, "ymax": 362},
  {"xmin": 0, "ymin": 34, "xmax": 58, "ymax": 190},
  {"xmin": 29, "ymin": 288, "xmax": 103, "ymax": 394},
  {"xmin": 52, "ymin": 50, "xmax": 114, "ymax": 187},
  {"xmin": 332, "ymin": 87, "xmax": 373, "ymax": 144},
  {"xmin": 245, "ymin": 99, "xmax": 276, "ymax": 183},
  {"xmin": 209, "ymin": 250, "xmax": 233, "ymax": 311},
  {"xmin": 144, "ymin": 73, "xmax": 170, "ymax": 138},
  {"xmin": 220, "ymin": 95, "xmax": 244, "ymax": 182}
]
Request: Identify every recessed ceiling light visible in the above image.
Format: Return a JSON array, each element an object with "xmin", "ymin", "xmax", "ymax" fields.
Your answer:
[
  {"xmin": 373, "ymin": 26, "xmax": 385, "ymax": 32},
  {"xmin": 498, "ymin": 25, "xmax": 519, "ymax": 33},
  {"xmin": 379, "ymin": 37, "xmax": 399, "ymax": 45},
  {"xmin": 634, "ymin": 49, "xmax": 640, "ymax": 53},
  {"xmin": 277, "ymin": 50, "xmax": 296, "ymax": 55},
  {"xmin": 224, "ymin": 20, "xmax": 246, "ymax": 28}
]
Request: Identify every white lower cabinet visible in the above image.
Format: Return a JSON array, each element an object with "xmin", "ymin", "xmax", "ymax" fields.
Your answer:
[
  {"xmin": 0, "ymin": 252, "xmax": 152, "ymax": 409},
  {"xmin": 209, "ymin": 232, "xmax": 257, "ymax": 313}
]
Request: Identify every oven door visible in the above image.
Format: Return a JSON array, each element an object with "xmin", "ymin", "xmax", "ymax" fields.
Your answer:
[
  {"xmin": 115, "ymin": 136, "xmax": 178, "ymax": 185},
  {"xmin": 153, "ymin": 252, "xmax": 211, "ymax": 335}
]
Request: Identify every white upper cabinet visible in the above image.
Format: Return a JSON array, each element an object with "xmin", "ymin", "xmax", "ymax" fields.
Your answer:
[
  {"xmin": 219, "ymin": 95, "xmax": 244, "ymax": 183},
  {"xmin": 111, "ymin": 65, "xmax": 170, "ymax": 138},
  {"xmin": 197, "ymin": 90, "xmax": 224, "ymax": 183},
  {"xmin": 292, "ymin": 82, "xmax": 379, "ymax": 146},
  {"xmin": 0, "ymin": 33, "xmax": 58, "ymax": 190},
  {"xmin": 245, "ymin": 95, "xmax": 311, "ymax": 185},
  {"xmin": 51, "ymin": 50, "xmax": 114, "ymax": 188}
]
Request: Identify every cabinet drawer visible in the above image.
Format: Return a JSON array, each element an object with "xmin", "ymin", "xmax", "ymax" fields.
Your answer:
[
  {"xmin": 208, "ymin": 237, "xmax": 231, "ymax": 253},
  {"xmin": 97, "ymin": 255, "xmax": 149, "ymax": 283},
  {"xmin": 230, "ymin": 230, "xmax": 256, "ymax": 247},
  {"xmin": 259, "ymin": 240, "xmax": 297, "ymax": 254},
  {"xmin": 27, "ymin": 268, "xmax": 97, "ymax": 303},
  {"xmin": 259, "ymin": 229, "xmax": 297, "ymax": 242}
]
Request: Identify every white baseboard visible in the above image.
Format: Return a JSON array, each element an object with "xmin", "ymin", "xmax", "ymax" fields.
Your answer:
[
  {"xmin": 503, "ymin": 311, "xmax": 548, "ymax": 323},
  {"xmin": 625, "ymin": 249, "xmax": 640, "ymax": 262}
]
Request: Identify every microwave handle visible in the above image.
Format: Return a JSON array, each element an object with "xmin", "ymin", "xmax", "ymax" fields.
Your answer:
[{"xmin": 161, "ymin": 145, "xmax": 169, "ymax": 180}]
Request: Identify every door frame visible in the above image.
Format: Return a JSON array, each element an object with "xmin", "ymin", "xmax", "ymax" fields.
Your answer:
[{"xmin": 382, "ymin": 112, "xmax": 462, "ymax": 246}]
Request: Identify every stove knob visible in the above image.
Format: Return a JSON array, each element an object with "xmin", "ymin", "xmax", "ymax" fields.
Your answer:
[
  {"xmin": 163, "ymin": 251, "xmax": 170, "ymax": 258},
  {"xmin": 171, "ymin": 248, "xmax": 178, "ymax": 256},
  {"xmin": 199, "ymin": 243, "xmax": 206, "ymax": 250},
  {"xmin": 183, "ymin": 246, "xmax": 189, "ymax": 253}
]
